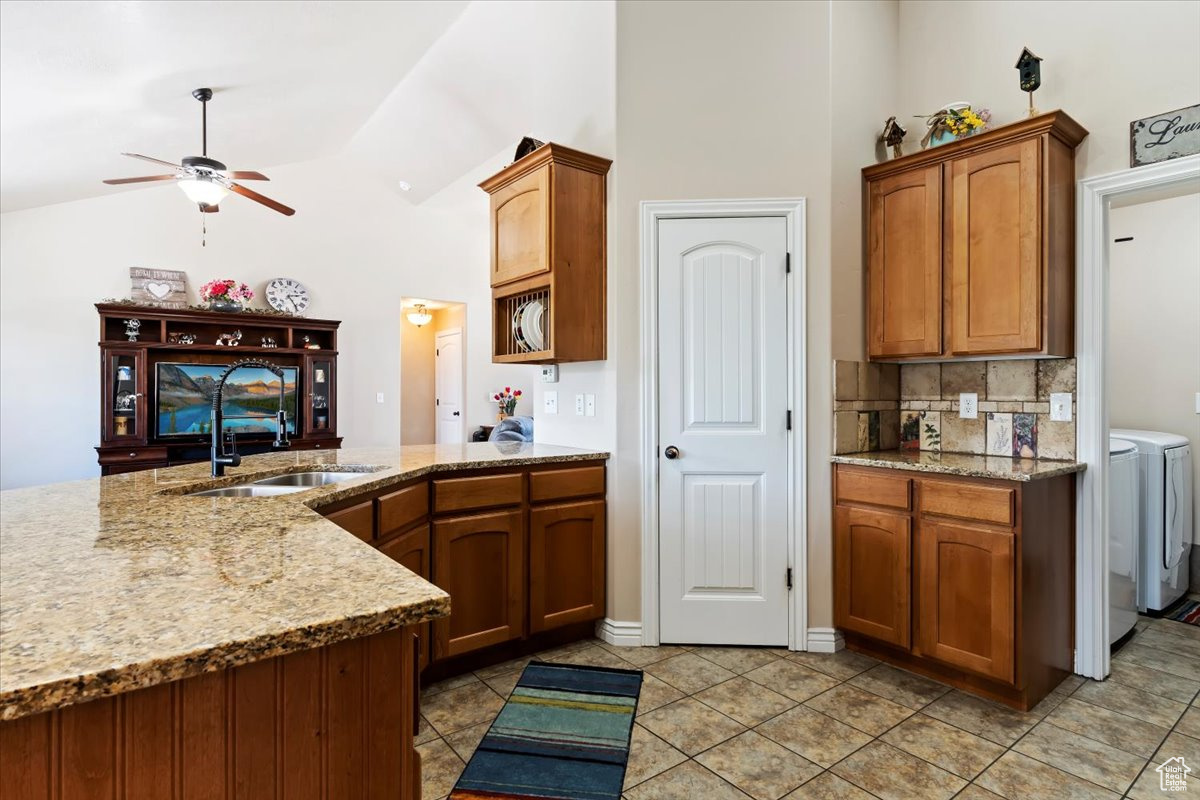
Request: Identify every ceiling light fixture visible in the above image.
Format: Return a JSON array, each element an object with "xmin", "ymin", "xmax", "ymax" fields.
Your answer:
[
  {"xmin": 407, "ymin": 304, "xmax": 432, "ymax": 327},
  {"xmin": 177, "ymin": 175, "xmax": 229, "ymax": 207},
  {"xmin": 397, "ymin": 180, "xmax": 412, "ymax": 192}
]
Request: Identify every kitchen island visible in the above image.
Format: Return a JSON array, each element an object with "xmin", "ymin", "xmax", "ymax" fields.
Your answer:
[{"xmin": 0, "ymin": 442, "xmax": 607, "ymax": 799}]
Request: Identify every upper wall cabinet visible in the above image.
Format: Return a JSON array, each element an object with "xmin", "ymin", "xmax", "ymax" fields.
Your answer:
[
  {"xmin": 863, "ymin": 111, "xmax": 1087, "ymax": 361},
  {"xmin": 480, "ymin": 143, "xmax": 612, "ymax": 364}
]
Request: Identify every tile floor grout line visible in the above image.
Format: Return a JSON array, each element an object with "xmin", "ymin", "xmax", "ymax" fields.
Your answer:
[{"xmin": 1004, "ymin": 717, "xmax": 1142, "ymax": 797}]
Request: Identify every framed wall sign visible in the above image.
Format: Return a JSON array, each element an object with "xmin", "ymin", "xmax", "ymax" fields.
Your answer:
[
  {"xmin": 1131, "ymin": 104, "xmax": 1200, "ymax": 167},
  {"xmin": 130, "ymin": 268, "xmax": 189, "ymax": 308}
]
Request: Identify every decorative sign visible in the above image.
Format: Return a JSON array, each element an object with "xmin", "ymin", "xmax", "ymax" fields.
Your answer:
[
  {"xmin": 130, "ymin": 267, "xmax": 189, "ymax": 308},
  {"xmin": 1131, "ymin": 104, "xmax": 1200, "ymax": 167}
]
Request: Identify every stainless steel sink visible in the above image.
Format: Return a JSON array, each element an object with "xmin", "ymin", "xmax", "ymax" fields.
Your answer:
[
  {"xmin": 252, "ymin": 471, "xmax": 365, "ymax": 487},
  {"xmin": 186, "ymin": 485, "xmax": 306, "ymax": 498}
]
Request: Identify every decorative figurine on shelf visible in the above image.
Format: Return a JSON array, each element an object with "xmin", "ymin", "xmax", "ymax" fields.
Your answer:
[
  {"xmin": 1015, "ymin": 47, "xmax": 1042, "ymax": 118},
  {"xmin": 114, "ymin": 417, "xmax": 130, "ymax": 436},
  {"xmin": 261, "ymin": 336, "xmax": 278, "ymax": 348},
  {"xmin": 123, "ymin": 318, "xmax": 141, "ymax": 342},
  {"xmin": 114, "ymin": 389, "xmax": 137, "ymax": 412},
  {"xmin": 167, "ymin": 332, "xmax": 197, "ymax": 344},
  {"xmin": 881, "ymin": 116, "xmax": 907, "ymax": 159},
  {"xmin": 302, "ymin": 336, "xmax": 320, "ymax": 350},
  {"xmin": 215, "ymin": 330, "xmax": 243, "ymax": 347}
]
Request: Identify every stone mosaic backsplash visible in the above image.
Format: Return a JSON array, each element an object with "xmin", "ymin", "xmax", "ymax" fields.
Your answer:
[{"xmin": 833, "ymin": 358, "xmax": 1077, "ymax": 461}]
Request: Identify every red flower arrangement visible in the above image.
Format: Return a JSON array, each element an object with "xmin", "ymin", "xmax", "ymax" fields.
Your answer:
[{"xmin": 493, "ymin": 386, "xmax": 522, "ymax": 416}]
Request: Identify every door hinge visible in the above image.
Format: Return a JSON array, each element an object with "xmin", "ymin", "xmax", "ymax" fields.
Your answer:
[
  {"xmin": 786, "ymin": 410, "xmax": 792, "ymax": 431},
  {"xmin": 786, "ymin": 567, "xmax": 793, "ymax": 591},
  {"xmin": 436, "ymin": 398, "xmax": 440, "ymax": 406},
  {"xmin": 786, "ymin": 252, "xmax": 791, "ymax": 274}
]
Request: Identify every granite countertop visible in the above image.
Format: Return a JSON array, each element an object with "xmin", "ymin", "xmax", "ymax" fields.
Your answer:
[
  {"xmin": 831, "ymin": 450, "xmax": 1085, "ymax": 481},
  {"xmin": 0, "ymin": 442, "xmax": 609, "ymax": 721}
]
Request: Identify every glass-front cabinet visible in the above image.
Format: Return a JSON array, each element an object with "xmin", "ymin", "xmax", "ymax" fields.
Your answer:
[
  {"xmin": 104, "ymin": 349, "xmax": 145, "ymax": 442},
  {"xmin": 305, "ymin": 356, "xmax": 336, "ymax": 437}
]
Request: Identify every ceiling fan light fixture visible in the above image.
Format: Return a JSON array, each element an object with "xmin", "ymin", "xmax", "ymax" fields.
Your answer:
[
  {"xmin": 178, "ymin": 176, "xmax": 229, "ymax": 207},
  {"xmin": 407, "ymin": 304, "xmax": 433, "ymax": 327}
]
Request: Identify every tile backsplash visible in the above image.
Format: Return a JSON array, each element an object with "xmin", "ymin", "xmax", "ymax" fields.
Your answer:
[{"xmin": 833, "ymin": 358, "xmax": 1077, "ymax": 461}]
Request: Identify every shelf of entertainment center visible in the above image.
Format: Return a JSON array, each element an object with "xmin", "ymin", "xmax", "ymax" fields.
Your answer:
[{"xmin": 97, "ymin": 341, "xmax": 338, "ymax": 356}]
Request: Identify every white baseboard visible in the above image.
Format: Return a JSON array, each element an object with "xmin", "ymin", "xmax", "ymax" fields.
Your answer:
[
  {"xmin": 805, "ymin": 627, "xmax": 845, "ymax": 653},
  {"xmin": 595, "ymin": 619, "xmax": 644, "ymax": 647}
]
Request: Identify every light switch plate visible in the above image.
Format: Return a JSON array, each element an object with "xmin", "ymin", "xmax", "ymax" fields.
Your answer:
[
  {"xmin": 540, "ymin": 365, "xmax": 559, "ymax": 383},
  {"xmin": 1195, "ymin": 392, "xmax": 1200, "ymax": 415},
  {"xmin": 585, "ymin": 394, "xmax": 596, "ymax": 417},
  {"xmin": 376, "ymin": 392, "xmax": 384, "ymax": 404},
  {"xmin": 543, "ymin": 391, "xmax": 558, "ymax": 415},
  {"xmin": 575, "ymin": 394, "xmax": 585, "ymax": 415},
  {"xmin": 959, "ymin": 393, "xmax": 978, "ymax": 419},
  {"xmin": 1050, "ymin": 392, "xmax": 1073, "ymax": 422}
]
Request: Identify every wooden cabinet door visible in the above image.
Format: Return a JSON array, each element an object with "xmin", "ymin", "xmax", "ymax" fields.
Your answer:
[
  {"xmin": 379, "ymin": 525, "xmax": 434, "ymax": 671},
  {"xmin": 948, "ymin": 138, "xmax": 1042, "ymax": 355},
  {"xmin": 490, "ymin": 164, "xmax": 550, "ymax": 286},
  {"xmin": 834, "ymin": 506, "xmax": 911, "ymax": 648},
  {"xmin": 917, "ymin": 520, "xmax": 1015, "ymax": 683},
  {"xmin": 529, "ymin": 500, "xmax": 605, "ymax": 633},
  {"xmin": 867, "ymin": 165, "xmax": 943, "ymax": 358},
  {"xmin": 432, "ymin": 510, "xmax": 525, "ymax": 659}
]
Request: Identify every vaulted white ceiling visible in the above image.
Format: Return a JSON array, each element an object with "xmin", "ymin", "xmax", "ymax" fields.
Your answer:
[{"xmin": 0, "ymin": 0, "xmax": 615, "ymax": 213}]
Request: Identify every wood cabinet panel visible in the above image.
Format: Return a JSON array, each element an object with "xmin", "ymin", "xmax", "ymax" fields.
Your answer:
[
  {"xmin": 835, "ymin": 467, "xmax": 911, "ymax": 511},
  {"xmin": 949, "ymin": 138, "xmax": 1041, "ymax": 355},
  {"xmin": 379, "ymin": 525, "xmax": 434, "ymax": 671},
  {"xmin": 917, "ymin": 521, "xmax": 1015, "ymax": 683},
  {"xmin": 433, "ymin": 473, "xmax": 523, "ymax": 514},
  {"xmin": 324, "ymin": 498, "xmax": 375, "ymax": 542},
  {"xmin": 920, "ymin": 479, "xmax": 1014, "ymax": 526},
  {"xmin": 529, "ymin": 465, "xmax": 606, "ymax": 503},
  {"xmin": 377, "ymin": 482, "xmax": 429, "ymax": 536},
  {"xmin": 868, "ymin": 165, "xmax": 942, "ymax": 358},
  {"xmin": 433, "ymin": 510, "xmax": 525, "ymax": 659},
  {"xmin": 834, "ymin": 506, "xmax": 911, "ymax": 648},
  {"xmin": 529, "ymin": 500, "xmax": 606, "ymax": 633},
  {"xmin": 490, "ymin": 165, "xmax": 550, "ymax": 286}
]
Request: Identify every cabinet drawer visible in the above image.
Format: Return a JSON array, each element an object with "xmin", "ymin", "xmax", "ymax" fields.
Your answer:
[
  {"xmin": 835, "ymin": 468, "xmax": 911, "ymax": 510},
  {"xmin": 324, "ymin": 499, "xmax": 375, "ymax": 542},
  {"xmin": 920, "ymin": 480, "xmax": 1014, "ymax": 526},
  {"xmin": 529, "ymin": 466, "xmax": 605, "ymax": 503},
  {"xmin": 377, "ymin": 483, "xmax": 429, "ymax": 535},
  {"xmin": 98, "ymin": 446, "xmax": 169, "ymax": 465},
  {"xmin": 433, "ymin": 473, "xmax": 523, "ymax": 514}
]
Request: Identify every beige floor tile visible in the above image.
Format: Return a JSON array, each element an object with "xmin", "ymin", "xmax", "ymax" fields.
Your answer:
[
  {"xmin": 1154, "ymin": 730, "xmax": 1200, "ymax": 765},
  {"xmin": 644, "ymin": 652, "xmax": 738, "ymax": 694},
  {"xmin": 955, "ymin": 786, "xmax": 1006, "ymax": 800},
  {"xmin": 848, "ymin": 663, "xmax": 950, "ymax": 710},
  {"xmin": 1073, "ymin": 676, "xmax": 1188, "ymax": 728},
  {"xmin": 1044, "ymin": 697, "xmax": 1169, "ymax": 758},
  {"xmin": 534, "ymin": 638, "xmax": 599, "ymax": 661},
  {"xmin": 1129, "ymin": 731, "xmax": 1200, "ymax": 799},
  {"xmin": 921, "ymin": 690, "xmax": 1038, "ymax": 746},
  {"xmin": 623, "ymin": 724, "xmax": 688, "ymax": 790},
  {"xmin": 787, "ymin": 649, "xmax": 878, "ymax": 680},
  {"xmin": 598, "ymin": 642, "xmax": 689, "ymax": 667},
  {"xmin": 694, "ymin": 676, "xmax": 797, "ymax": 726},
  {"xmin": 830, "ymin": 741, "xmax": 965, "ymax": 800},
  {"xmin": 756, "ymin": 705, "xmax": 872, "ymax": 768},
  {"xmin": 1178, "ymin": 706, "xmax": 1200, "ymax": 739},
  {"xmin": 692, "ymin": 646, "xmax": 783, "ymax": 675},
  {"xmin": 637, "ymin": 697, "xmax": 747, "ymax": 756},
  {"xmin": 473, "ymin": 655, "xmax": 534, "ymax": 679},
  {"xmin": 1012, "ymin": 720, "xmax": 1146, "ymax": 794},
  {"xmin": 1151, "ymin": 616, "xmax": 1200, "ymax": 643},
  {"xmin": 421, "ymin": 671, "xmax": 480, "ymax": 698},
  {"xmin": 481, "ymin": 668, "xmax": 522, "ymax": 699},
  {"xmin": 781, "ymin": 772, "xmax": 875, "ymax": 799},
  {"xmin": 443, "ymin": 720, "xmax": 491, "ymax": 762},
  {"xmin": 1116, "ymin": 641, "xmax": 1200, "ymax": 682},
  {"xmin": 546, "ymin": 643, "xmax": 636, "ymax": 670},
  {"xmin": 1135, "ymin": 625, "xmax": 1200, "ymax": 659},
  {"xmin": 636, "ymin": 673, "xmax": 686, "ymax": 715},
  {"xmin": 1106, "ymin": 658, "xmax": 1200, "ymax": 702},
  {"xmin": 414, "ymin": 713, "xmax": 437, "ymax": 745},
  {"xmin": 804, "ymin": 684, "xmax": 914, "ymax": 736},
  {"xmin": 421, "ymin": 681, "xmax": 505, "ymax": 736},
  {"xmin": 624, "ymin": 761, "xmax": 753, "ymax": 800},
  {"xmin": 977, "ymin": 751, "xmax": 1119, "ymax": 800},
  {"xmin": 696, "ymin": 731, "xmax": 822, "ymax": 800},
  {"xmin": 880, "ymin": 713, "xmax": 1004, "ymax": 779},
  {"xmin": 415, "ymin": 738, "xmax": 465, "ymax": 800},
  {"xmin": 1027, "ymin": 673, "xmax": 1085, "ymax": 717},
  {"xmin": 744, "ymin": 660, "xmax": 841, "ymax": 703}
]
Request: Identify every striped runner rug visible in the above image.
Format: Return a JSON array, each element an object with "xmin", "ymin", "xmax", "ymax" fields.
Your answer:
[
  {"xmin": 450, "ymin": 660, "xmax": 643, "ymax": 800},
  {"xmin": 1165, "ymin": 599, "xmax": 1200, "ymax": 626}
]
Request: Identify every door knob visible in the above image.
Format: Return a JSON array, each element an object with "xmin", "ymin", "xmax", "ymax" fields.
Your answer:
[
  {"xmin": 453, "ymin": 411, "xmax": 460, "ymax": 416},
  {"xmin": 664, "ymin": 445, "xmax": 680, "ymax": 460}
]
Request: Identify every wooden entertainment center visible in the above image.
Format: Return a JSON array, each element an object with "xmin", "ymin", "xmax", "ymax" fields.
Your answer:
[{"xmin": 95, "ymin": 303, "xmax": 342, "ymax": 475}]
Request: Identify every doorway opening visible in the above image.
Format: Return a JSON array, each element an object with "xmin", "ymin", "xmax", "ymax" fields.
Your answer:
[{"xmin": 400, "ymin": 297, "xmax": 467, "ymax": 446}]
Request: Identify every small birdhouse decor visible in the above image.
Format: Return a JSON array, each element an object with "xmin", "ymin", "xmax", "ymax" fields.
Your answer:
[
  {"xmin": 1015, "ymin": 47, "xmax": 1042, "ymax": 117},
  {"xmin": 881, "ymin": 116, "xmax": 907, "ymax": 159}
]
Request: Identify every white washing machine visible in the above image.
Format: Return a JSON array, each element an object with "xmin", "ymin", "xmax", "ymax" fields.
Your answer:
[
  {"xmin": 1109, "ymin": 437, "xmax": 1139, "ymax": 645},
  {"xmin": 1111, "ymin": 429, "xmax": 1194, "ymax": 614}
]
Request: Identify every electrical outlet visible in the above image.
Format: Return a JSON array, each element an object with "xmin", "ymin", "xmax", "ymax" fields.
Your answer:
[
  {"xmin": 585, "ymin": 394, "xmax": 596, "ymax": 417},
  {"xmin": 959, "ymin": 392, "xmax": 978, "ymax": 419},
  {"xmin": 1050, "ymin": 392, "xmax": 1073, "ymax": 422},
  {"xmin": 575, "ymin": 394, "xmax": 585, "ymax": 415},
  {"xmin": 376, "ymin": 392, "xmax": 384, "ymax": 404},
  {"xmin": 543, "ymin": 391, "xmax": 558, "ymax": 415},
  {"xmin": 541, "ymin": 365, "xmax": 559, "ymax": 383}
]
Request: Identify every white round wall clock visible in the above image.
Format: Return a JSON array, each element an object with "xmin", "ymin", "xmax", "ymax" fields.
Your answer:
[{"xmin": 265, "ymin": 277, "xmax": 310, "ymax": 314}]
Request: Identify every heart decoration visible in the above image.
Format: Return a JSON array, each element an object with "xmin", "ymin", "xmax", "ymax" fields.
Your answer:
[{"xmin": 145, "ymin": 281, "xmax": 172, "ymax": 299}]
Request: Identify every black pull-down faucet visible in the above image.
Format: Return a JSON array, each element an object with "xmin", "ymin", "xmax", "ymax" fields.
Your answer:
[{"xmin": 210, "ymin": 358, "xmax": 291, "ymax": 477}]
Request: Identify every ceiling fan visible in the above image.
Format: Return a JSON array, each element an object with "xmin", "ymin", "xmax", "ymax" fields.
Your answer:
[{"xmin": 102, "ymin": 88, "xmax": 295, "ymax": 216}]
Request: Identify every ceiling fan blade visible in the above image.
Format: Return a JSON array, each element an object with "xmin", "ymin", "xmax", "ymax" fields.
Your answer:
[
  {"xmin": 121, "ymin": 152, "xmax": 183, "ymax": 170},
  {"xmin": 223, "ymin": 171, "xmax": 269, "ymax": 181},
  {"xmin": 227, "ymin": 181, "xmax": 295, "ymax": 216},
  {"xmin": 103, "ymin": 174, "xmax": 178, "ymax": 185}
]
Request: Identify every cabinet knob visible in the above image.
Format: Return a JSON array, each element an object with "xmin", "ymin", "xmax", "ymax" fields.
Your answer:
[
  {"xmin": 664, "ymin": 445, "xmax": 680, "ymax": 460},
  {"xmin": 129, "ymin": 452, "xmax": 137, "ymax": 458}
]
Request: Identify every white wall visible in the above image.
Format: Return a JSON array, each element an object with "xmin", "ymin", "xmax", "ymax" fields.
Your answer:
[
  {"xmin": 1109, "ymin": 192, "xmax": 1200, "ymax": 539},
  {"xmin": 0, "ymin": 154, "xmax": 537, "ymax": 488}
]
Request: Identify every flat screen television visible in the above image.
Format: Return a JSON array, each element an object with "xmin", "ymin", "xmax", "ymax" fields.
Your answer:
[{"xmin": 155, "ymin": 362, "xmax": 298, "ymax": 438}]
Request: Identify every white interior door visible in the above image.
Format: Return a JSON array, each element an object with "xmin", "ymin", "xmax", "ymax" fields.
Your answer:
[
  {"xmin": 435, "ymin": 328, "xmax": 464, "ymax": 444},
  {"xmin": 657, "ymin": 216, "xmax": 791, "ymax": 645}
]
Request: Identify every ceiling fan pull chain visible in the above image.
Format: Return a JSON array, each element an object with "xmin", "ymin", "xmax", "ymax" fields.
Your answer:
[{"xmin": 201, "ymin": 210, "xmax": 207, "ymax": 247}]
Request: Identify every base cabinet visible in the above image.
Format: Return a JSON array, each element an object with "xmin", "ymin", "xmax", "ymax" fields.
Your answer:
[
  {"xmin": 529, "ymin": 500, "xmax": 606, "ymax": 633},
  {"xmin": 834, "ymin": 506, "xmax": 911, "ymax": 648},
  {"xmin": 378, "ymin": 525, "xmax": 434, "ymax": 671}
]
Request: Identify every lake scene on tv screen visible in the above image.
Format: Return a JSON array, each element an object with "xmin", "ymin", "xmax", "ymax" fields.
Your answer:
[{"xmin": 157, "ymin": 363, "xmax": 298, "ymax": 437}]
